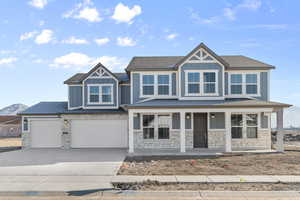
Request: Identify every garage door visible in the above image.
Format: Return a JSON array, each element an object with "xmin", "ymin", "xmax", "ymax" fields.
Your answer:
[
  {"xmin": 71, "ymin": 120, "xmax": 128, "ymax": 148},
  {"xmin": 31, "ymin": 119, "xmax": 62, "ymax": 148}
]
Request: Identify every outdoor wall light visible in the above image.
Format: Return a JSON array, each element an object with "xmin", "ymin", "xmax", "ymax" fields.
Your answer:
[
  {"xmin": 211, "ymin": 114, "xmax": 216, "ymax": 119},
  {"xmin": 64, "ymin": 119, "xmax": 69, "ymax": 125},
  {"xmin": 186, "ymin": 114, "xmax": 191, "ymax": 119}
]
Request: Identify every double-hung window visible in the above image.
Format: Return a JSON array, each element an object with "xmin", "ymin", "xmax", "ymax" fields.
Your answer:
[
  {"xmin": 158, "ymin": 114, "xmax": 170, "ymax": 139},
  {"xmin": 229, "ymin": 73, "xmax": 259, "ymax": 96},
  {"xmin": 187, "ymin": 72, "xmax": 200, "ymax": 94},
  {"xmin": 246, "ymin": 74, "xmax": 258, "ymax": 94},
  {"xmin": 231, "ymin": 114, "xmax": 243, "ymax": 138},
  {"xmin": 204, "ymin": 72, "xmax": 216, "ymax": 94},
  {"xmin": 246, "ymin": 114, "xmax": 258, "ymax": 138},
  {"xmin": 186, "ymin": 71, "xmax": 218, "ymax": 95},
  {"xmin": 88, "ymin": 85, "xmax": 113, "ymax": 104},
  {"xmin": 158, "ymin": 75, "xmax": 170, "ymax": 95},
  {"xmin": 141, "ymin": 74, "xmax": 171, "ymax": 96},
  {"xmin": 142, "ymin": 75, "xmax": 155, "ymax": 96},
  {"xmin": 143, "ymin": 115, "xmax": 155, "ymax": 139}
]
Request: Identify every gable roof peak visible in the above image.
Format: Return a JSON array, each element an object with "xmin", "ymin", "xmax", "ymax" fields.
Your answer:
[{"xmin": 174, "ymin": 42, "xmax": 229, "ymax": 69}]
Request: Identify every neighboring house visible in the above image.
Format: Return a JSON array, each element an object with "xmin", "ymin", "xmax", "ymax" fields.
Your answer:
[
  {"xmin": 19, "ymin": 43, "xmax": 291, "ymax": 152},
  {"xmin": 0, "ymin": 116, "xmax": 21, "ymax": 137}
]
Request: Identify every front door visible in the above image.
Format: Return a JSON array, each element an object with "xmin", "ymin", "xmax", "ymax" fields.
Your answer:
[{"xmin": 193, "ymin": 113, "xmax": 208, "ymax": 148}]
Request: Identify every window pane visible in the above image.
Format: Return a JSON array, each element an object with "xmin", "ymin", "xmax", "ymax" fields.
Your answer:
[
  {"xmin": 90, "ymin": 94, "xmax": 99, "ymax": 102},
  {"xmin": 158, "ymin": 75, "xmax": 169, "ymax": 84},
  {"xmin": 102, "ymin": 95, "xmax": 111, "ymax": 102},
  {"xmin": 102, "ymin": 86, "xmax": 111, "ymax": 94},
  {"xmin": 143, "ymin": 128, "xmax": 154, "ymax": 139},
  {"xmin": 188, "ymin": 72, "xmax": 200, "ymax": 82},
  {"xmin": 204, "ymin": 83, "xmax": 215, "ymax": 93},
  {"xmin": 246, "ymin": 114, "xmax": 258, "ymax": 126},
  {"xmin": 231, "ymin": 74, "xmax": 242, "ymax": 83},
  {"xmin": 158, "ymin": 85, "xmax": 169, "ymax": 95},
  {"xmin": 158, "ymin": 128, "xmax": 169, "ymax": 139},
  {"xmin": 246, "ymin": 85, "xmax": 257, "ymax": 94},
  {"xmin": 143, "ymin": 86, "xmax": 154, "ymax": 95},
  {"xmin": 143, "ymin": 75, "xmax": 154, "ymax": 84},
  {"xmin": 247, "ymin": 127, "xmax": 257, "ymax": 138},
  {"xmin": 231, "ymin": 85, "xmax": 242, "ymax": 94},
  {"xmin": 23, "ymin": 118, "xmax": 28, "ymax": 131},
  {"xmin": 143, "ymin": 115, "xmax": 155, "ymax": 127},
  {"xmin": 231, "ymin": 114, "xmax": 243, "ymax": 126},
  {"xmin": 204, "ymin": 72, "xmax": 215, "ymax": 82},
  {"xmin": 90, "ymin": 86, "xmax": 99, "ymax": 94},
  {"xmin": 188, "ymin": 84, "xmax": 200, "ymax": 93},
  {"xmin": 232, "ymin": 127, "xmax": 243, "ymax": 138},
  {"xmin": 246, "ymin": 74, "xmax": 257, "ymax": 84}
]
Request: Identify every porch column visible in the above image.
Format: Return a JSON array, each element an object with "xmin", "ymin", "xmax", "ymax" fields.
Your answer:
[
  {"xmin": 225, "ymin": 111, "xmax": 232, "ymax": 152},
  {"xmin": 276, "ymin": 108, "xmax": 284, "ymax": 152},
  {"xmin": 128, "ymin": 110, "xmax": 134, "ymax": 153},
  {"xmin": 180, "ymin": 111, "xmax": 186, "ymax": 153}
]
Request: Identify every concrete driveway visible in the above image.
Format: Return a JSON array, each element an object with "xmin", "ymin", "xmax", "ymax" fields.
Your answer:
[{"xmin": 0, "ymin": 148, "xmax": 126, "ymax": 176}]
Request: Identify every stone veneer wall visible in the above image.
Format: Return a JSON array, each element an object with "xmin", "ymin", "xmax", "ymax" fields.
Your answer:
[
  {"xmin": 134, "ymin": 130, "xmax": 180, "ymax": 149},
  {"xmin": 207, "ymin": 130, "xmax": 225, "ymax": 149}
]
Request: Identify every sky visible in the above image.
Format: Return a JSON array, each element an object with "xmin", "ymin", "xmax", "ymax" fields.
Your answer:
[{"xmin": 0, "ymin": 0, "xmax": 299, "ymax": 108}]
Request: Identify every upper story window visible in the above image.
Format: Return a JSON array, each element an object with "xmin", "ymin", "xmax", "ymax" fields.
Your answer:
[
  {"xmin": 229, "ymin": 73, "xmax": 260, "ymax": 96},
  {"xmin": 141, "ymin": 74, "xmax": 171, "ymax": 97},
  {"xmin": 185, "ymin": 70, "xmax": 218, "ymax": 96},
  {"xmin": 88, "ymin": 84, "xmax": 113, "ymax": 104}
]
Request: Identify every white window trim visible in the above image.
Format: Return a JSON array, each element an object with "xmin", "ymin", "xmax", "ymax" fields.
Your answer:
[
  {"xmin": 228, "ymin": 72, "xmax": 261, "ymax": 97},
  {"xmin": 87, "ymin": 84, "xmax": 114, "ymax": 105},
  {"xmin": 186, "ymin": 48, "xmax": 218, "ymax": 64},
  {"xmin": 22, "ymin": 117, "xmax": 30, "ymax": 132},
  {"xmin": 140, "ymin": 72, "xmax": 172, "ymax": 98},
  {"xmin": 185, "ymin": 70, "xmax": 219, "ymax": 96},
  {"xmin": 141, "ymin": 113, "xmax": 172, "ymax": 140},
  {"xmin": 231, "ymin": 112, "xmax": 260, "ymax": 139}
]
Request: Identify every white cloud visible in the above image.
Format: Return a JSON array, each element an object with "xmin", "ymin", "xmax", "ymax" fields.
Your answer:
[
  {"xmin": 50, "ymin": 52, "xmax": 126, "ymax": 71},
  {"xmin": 94, "ymin": 37, "xmax": 110, "ymax": 46},
  {"xmin": 223, "ymin": 0, "xmax": 261, "ymax": 21},
  {"xmin": 33, "ymin": 58, "xmax": 45, "ymax": 63},
  {"xmin": 63, "ymin": 0, "xmax": 102, "ymax": 23},
  {"xmin": 166, "ymin": 33, "xmax": 178, "ymax": 40},
  {"xmin": 0, "ymin": 50, "xmax": 16, "ymax": 54},
  {"xmin": 0, "ymin": 57, "xmax": 17, "ymax": 65},
  {"xmin": 39, "ymin": 20, "xmax": 45, "ymax": 26},
  {"xmin": 28, "ymin": 0, "xmax": 48, "ymax": 9},
  {"xmin": 62, "ymin": 36, "xmax": 89, "ymax": 45},
  {"xmin": 189, "ymin": 8, "xmax": 219, "ymax": 24},
  {"xmin": 35, "ymin": 29, "xmax": 54, "ymax": 44},
  {"xmin": 112, "ymin": 3, "xmax": 142, "ymax": 24},
  {"xmin": 117, "ymin": 37, "xmax": 136, "ymax": 47},
  {"xmin": 223, "ymin": 8, "xmax": 236, "ymax": 21},
  {"xmin": 245, "ymin": 24, "xmax": 288, "ymax": 30},
  {"xmin": 20, "ymin": 31, "xmax": 38, "ymax": 41}
]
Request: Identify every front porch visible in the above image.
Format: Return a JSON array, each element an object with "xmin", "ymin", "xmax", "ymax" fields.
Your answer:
[{"xmin": 128, "ymin": 107, "xmax": 285, "ymax": 154}]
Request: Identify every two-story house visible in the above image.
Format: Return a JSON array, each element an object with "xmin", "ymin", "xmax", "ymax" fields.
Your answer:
[{"xmin": 19, "ymin": 43, "xmax": 291, "ymax": 153}]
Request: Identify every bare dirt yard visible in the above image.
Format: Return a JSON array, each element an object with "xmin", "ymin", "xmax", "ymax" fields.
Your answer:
[
  {"xmin": 118, "ymin": 151, "xmax": 300, "ymax": 175},
  {"xmin": 114, "ymin": 181, "xmax": 300, "ymax": 191}
]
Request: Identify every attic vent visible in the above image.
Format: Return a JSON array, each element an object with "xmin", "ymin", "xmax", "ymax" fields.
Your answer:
[{"xmin": 187, "ymin": 49, "xmax": 216, "ymax": 63}]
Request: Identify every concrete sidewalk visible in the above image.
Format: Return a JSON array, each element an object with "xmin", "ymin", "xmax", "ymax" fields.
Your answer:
[{"xmin": 112, "ymin": 175, "xmax": 300, "ymax": 183}]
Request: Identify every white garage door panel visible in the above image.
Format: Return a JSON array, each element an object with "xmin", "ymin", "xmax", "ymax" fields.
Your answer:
[
  {"xmin": 31, "ymin": 119, "xmax": 61, "ymax": 148},
  {"xmin": 71, "ymin": 120, "xmax": 128, "ymax": 148}
]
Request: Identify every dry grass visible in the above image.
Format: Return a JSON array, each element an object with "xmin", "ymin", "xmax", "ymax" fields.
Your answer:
[
  {"xmin": 119, "ymin": 151, "xmax": 300, "ymax": 175},
  {"xmin": 0, "ymin": 137, "xmax": 21, "ymax": 147}
]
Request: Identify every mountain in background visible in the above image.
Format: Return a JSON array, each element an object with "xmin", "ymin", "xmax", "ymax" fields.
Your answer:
[
  {"xmin": 271, "ymin": 106, "xmax": 300, "ymax": 128},
  {"xmin": 0, "ymin": 104, "xmax": 28, "ymax": 115}
]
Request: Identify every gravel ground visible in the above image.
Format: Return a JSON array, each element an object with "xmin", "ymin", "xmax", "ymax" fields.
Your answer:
[
  {"xmin": 114, "ymin": 181, "xmax": 300, "ymax": 191},
  {"xmin": 118, "ymin": 151, "xmax": 300, "ymax": 175}
]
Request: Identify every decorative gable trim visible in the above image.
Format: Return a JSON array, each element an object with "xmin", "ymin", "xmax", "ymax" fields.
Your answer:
[
  {"xmin": 82, "ymin": 62, "xmax": 119, "ymax": 82},
  {"xmin": 175, "ymin": 43, "xmax": 229, "ymax": 69}
]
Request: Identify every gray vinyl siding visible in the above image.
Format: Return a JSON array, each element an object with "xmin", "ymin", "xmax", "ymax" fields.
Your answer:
[
  {"xmin": 69, "ymin": 85, "xmax": 82, "ymax": 108},
  {"xmin": 209, "ymin": 112, "xmax": 225, "ymax": 129},
  {"xmin": 172, "ymin": 113, "xmax": 180, "ymax": 129},
  {"xmin": 180, "ymin": 63, "xmax": 223, "ymax": 97},
  {"xmin": 120, "ymin": 85, "xmax": 131, "ymax": 105},
  {"xmin": 225, "ymin": 71, "xmax": 269, "ymax": 100},
  {"xmin": 132, "ymin": 72, "xmax": 177, "ymax": 104},
  {"xmin": 133, "ymin": 113, "xmax": 140, "ymax": 129},
  {"xmin": 83, "ymin": 78, "xmax": 118, "ymax": 108},
  {"xmin": 261, "ymin": 113, "xmax": 269, "ymax": 129}
]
